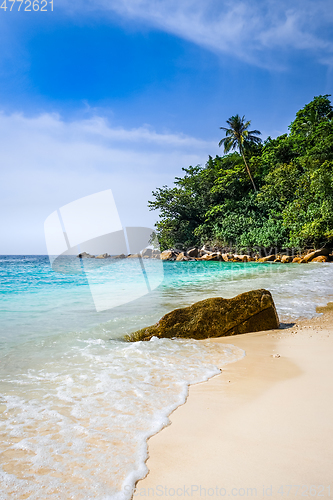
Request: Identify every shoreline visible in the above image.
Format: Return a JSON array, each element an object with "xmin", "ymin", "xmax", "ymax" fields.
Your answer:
[{"xmin": 135, "ymin": 304, "xmax": 333, "ymax": 499}]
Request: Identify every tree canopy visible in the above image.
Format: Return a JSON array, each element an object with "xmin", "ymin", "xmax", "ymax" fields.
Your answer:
[{"xmin": 149, "ymin": 96, "xmax": 333, "ymax": 252}]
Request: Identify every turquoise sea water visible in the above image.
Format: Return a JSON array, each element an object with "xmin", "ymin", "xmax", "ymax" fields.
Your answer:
[{"xmin": 1, "ymin": 256, "xmax": 333, "ymax": 499}]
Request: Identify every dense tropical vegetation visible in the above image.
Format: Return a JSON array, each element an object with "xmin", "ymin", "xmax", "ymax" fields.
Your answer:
[{"xmin": 149, "ymin": 95, "xmax": 333, "ymax": 252}]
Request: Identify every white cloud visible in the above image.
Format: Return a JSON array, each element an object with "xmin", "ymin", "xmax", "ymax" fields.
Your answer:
[
  {"xmin": 0, "ymin": 112, "xmax": 218, "ymax": 254},
  {"xmin": 58, "ymin": 0, "xmax": 333, "ymax": 68}
]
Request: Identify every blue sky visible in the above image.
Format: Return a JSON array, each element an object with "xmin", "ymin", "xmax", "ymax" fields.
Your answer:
[{"xmin": 1, "ymin": 0, "xmax": 333, "ymax": 253}]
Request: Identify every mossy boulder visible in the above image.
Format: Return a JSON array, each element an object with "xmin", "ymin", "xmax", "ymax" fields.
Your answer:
[{"xmin": 125, "ymin": 289, "xmax": 279, "ymax": 342}]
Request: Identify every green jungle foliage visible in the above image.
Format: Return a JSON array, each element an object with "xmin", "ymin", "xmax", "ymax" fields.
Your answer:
[{"xmin": 149, "ymin": 96, "xmax": 333, "ymax": 252}]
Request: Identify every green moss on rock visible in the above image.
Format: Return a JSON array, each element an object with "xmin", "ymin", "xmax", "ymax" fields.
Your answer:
[{"xmin": 125, "ymin": 289, "xmax": 279, "ymax": 342}]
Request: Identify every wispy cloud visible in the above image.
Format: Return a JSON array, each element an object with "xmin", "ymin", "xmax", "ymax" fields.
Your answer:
[
  {"xmin": 58, "ymin": 0, "xmax": 333, "ymax": 68},
  {"xmin": 0, "ymin": 111, "xmax": 217, "ymax": 253}
]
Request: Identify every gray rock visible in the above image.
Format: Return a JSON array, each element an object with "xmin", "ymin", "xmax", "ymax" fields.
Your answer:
[
  {"xmin": 141, "ymin": 248, "xmax": 153, "ymax": 258},
  {"xmin": 77, "ymin": 252, "xmax": 95, "ymax": 258}
]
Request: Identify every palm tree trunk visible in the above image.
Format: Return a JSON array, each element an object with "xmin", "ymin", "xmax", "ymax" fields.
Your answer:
[{"xmin": 241, "ymin": 148, "xmax": 257, "ymax": 191}]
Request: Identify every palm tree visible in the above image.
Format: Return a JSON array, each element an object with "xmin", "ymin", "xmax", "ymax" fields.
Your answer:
[{"xmin": 219, "ymin": 114, "xmax": 261, "ymax": 191}]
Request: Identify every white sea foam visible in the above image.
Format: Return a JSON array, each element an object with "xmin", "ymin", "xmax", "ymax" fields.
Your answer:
[
  {"xmin": 0, "ymin": 336, "xmax": 244, "ymax": 499},
  {"xmin": 1, "ymin": 256, "xmax": 333, "ymax": 499}
]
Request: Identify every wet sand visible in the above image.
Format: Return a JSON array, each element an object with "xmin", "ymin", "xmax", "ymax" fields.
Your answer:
[{"xmin": 136, "ymin": 305, "xmax": 333, "ymax": 499}]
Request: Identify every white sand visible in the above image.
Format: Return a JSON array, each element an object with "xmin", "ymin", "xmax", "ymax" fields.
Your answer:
[{"xmin": 136, "ymin": 305, "xmax": 333, "ymax": 499}]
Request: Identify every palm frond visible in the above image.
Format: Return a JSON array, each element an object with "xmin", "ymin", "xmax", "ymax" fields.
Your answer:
[{"xmin": 218, "ymin": 113, "xmax": 261, "ymax": 191}]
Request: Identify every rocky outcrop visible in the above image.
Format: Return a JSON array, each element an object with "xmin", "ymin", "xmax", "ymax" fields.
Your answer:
[
  {"xmin": 221, "ymin": 253, "xmax": 231, "ymax": 262},
  {"xmin": 152, "ymin": 246, "xmax": 333, "ymax": 263},
  {"xmin": 233, "ymin": 254, "xmax": 253, "ymax": 262},
  {"xmin": 258, "ymin": 255, "xmax": 276, "ymax": 262},
  {"xmin": 77, "ymin": 252, "xmax": 95, "ymax": 258},
  {"xmin": 160, "ymin": 250, "xmax": 175, "ymax": 261},
  {"xmin": 303, "ymin": 248, "xmax": 330, "ymax": 263},
  {"xmin": 77, "ymin": 248, "xmax": 332, "ymax": 263},
  {"xmin": 312, "ymin": 255, "xmax": 329, "ymax": 262},
  {"xmin": 140, "ymin": 248, "xmax": 160, "ymax": 258},
  {"xmin": 141, "ymin": 248, "xmax": 152, "ymax": 258},
  {"xmin": 176, "ymin": 254, "xmax": 195, "ymax": 261},
  {"xmin": 126, "ymin": 289, "xmax": 279, "ymax": 342},
  {"xmin": 187, "ymin": 247, "xmax": 199, "ymax": 258},
  {"xmin": 281, "ymin": 255, "xmax": 293, "ymax": 263},
  {"xmin": 198, "ymin": 253, "xmax": 221, "ymax": 261}
]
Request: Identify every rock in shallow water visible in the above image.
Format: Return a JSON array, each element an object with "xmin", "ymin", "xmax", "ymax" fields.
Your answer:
[
  {"xmin": 95, "ymin": 253, "xmax": 111, "ymax": 259},
  {"xmin": 126, "ymin": 289, "xmax": 279, "ymax": 342},
  {"xmin": 77, "ymin": 252, "xmax": 95, "ymax": 258},
  {"xmin": 160, "ymin": 250, "xmax": 175, "ymax": 261},
  {"xmin": 258, "ymin": 254, "xmax": 276, "ymax": 262},
  {"xmin": 303, "ymin": 248, "xmax": 330, "ymax": 263},
  {"xmin": 311, "ymin": 255, "xmax": 329, "ymax": 262}
]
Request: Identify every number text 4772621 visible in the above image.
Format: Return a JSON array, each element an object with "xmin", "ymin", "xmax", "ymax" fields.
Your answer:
[{"xmin": 1, "ymin": 0, "xmax": 53, "ymax": 11}]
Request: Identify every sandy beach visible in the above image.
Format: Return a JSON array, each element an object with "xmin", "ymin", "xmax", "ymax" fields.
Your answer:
[{"xmin": 136, "ymin": 304, "xmax": 333, "ymax": 499}]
